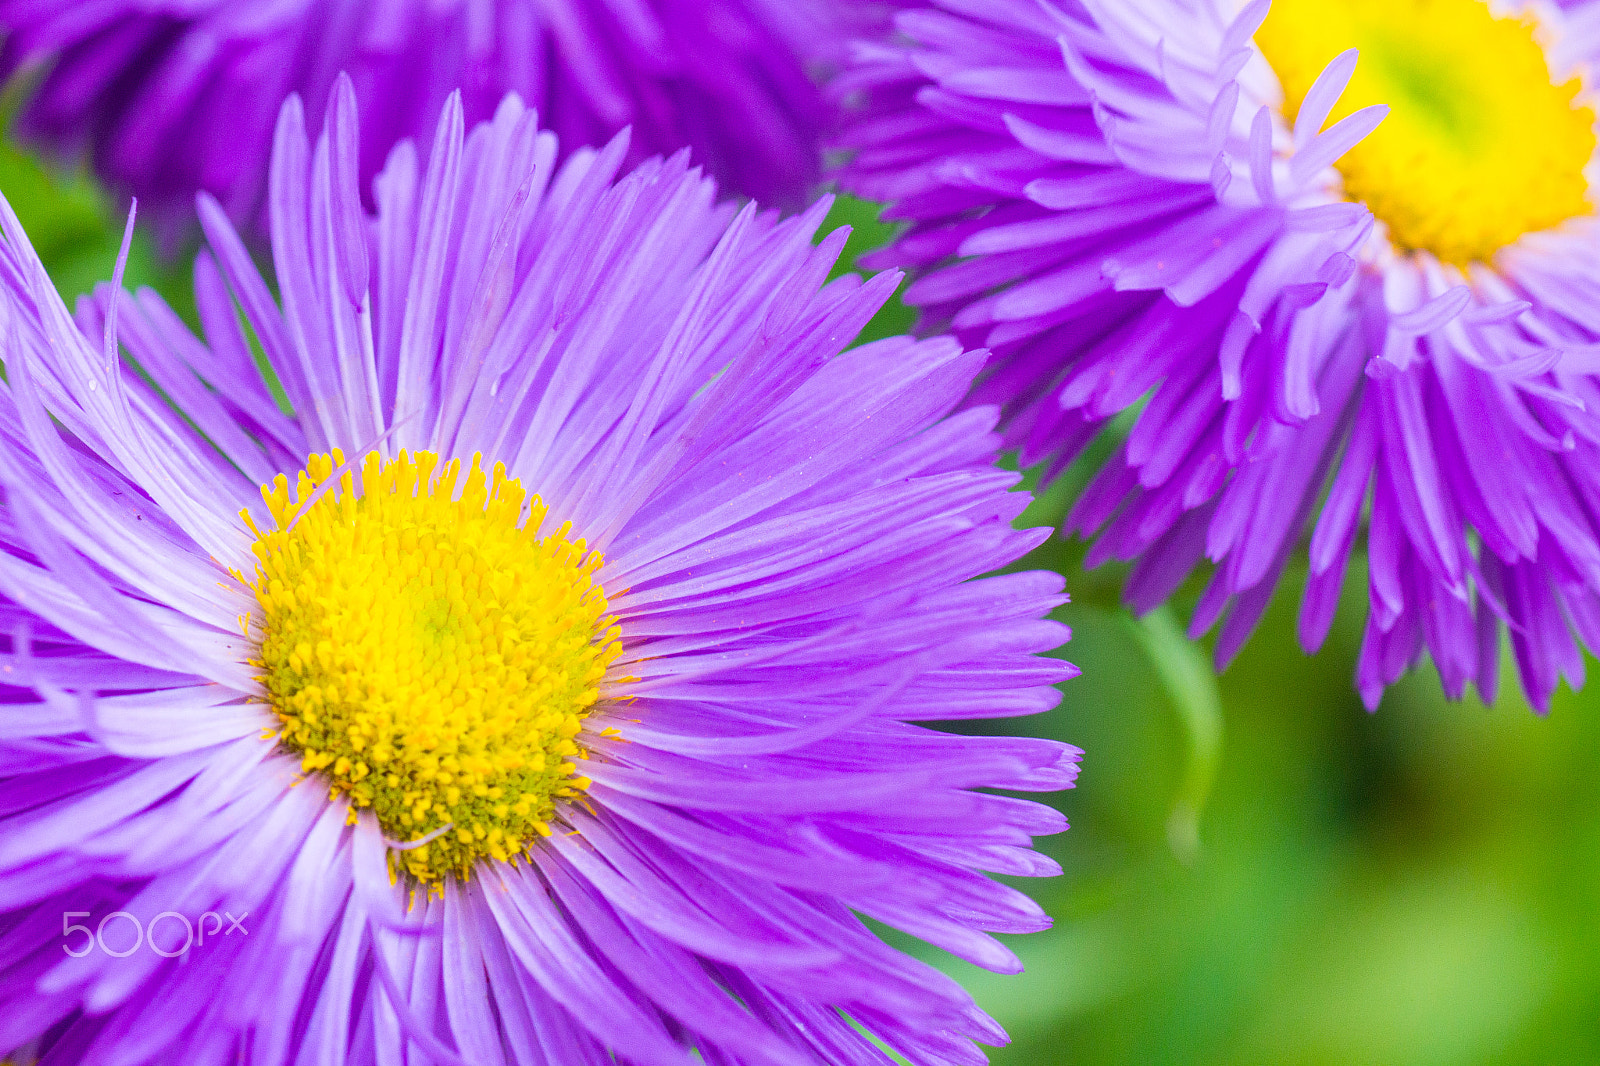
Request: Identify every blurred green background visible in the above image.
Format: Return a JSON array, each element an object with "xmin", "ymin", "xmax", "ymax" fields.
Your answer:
[{"xmin": 5, "ymin": 119, "xmax": 1597, "ymax": 1066}]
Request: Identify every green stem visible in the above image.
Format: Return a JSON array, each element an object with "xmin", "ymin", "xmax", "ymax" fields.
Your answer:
[{"xmin": 1126, "ymin": 607, "xmax": 1225, "ymax": 864}]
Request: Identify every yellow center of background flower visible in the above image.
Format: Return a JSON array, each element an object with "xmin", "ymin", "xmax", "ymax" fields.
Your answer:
[
  {"xmin": 1257, "ymin": 0, "xmax": 1596, "ymax": 265},
  {"xmin": 243, "ymin": 449, "xmax": 619, "ymax": 886}
]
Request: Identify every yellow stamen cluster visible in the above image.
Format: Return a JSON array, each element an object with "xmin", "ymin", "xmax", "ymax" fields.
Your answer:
[
  {"xmin": 242, "ymin": 449, "xmax": 619, "ymax": 886},
  {"xmin": 1258, "ymin": 0, "xmax": 1596, "ymax": 265}
]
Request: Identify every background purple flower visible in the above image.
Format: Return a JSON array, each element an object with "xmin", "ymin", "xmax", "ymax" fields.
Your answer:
[
  {"xmin": 0, "ymin": 76, "xmax": 1080, "ymax": 1065},
  {"xmin": 0, "ymin": 0, "xmax": 884, "ymax": 239},
  {"xmin": 835, "ymin": 0, "xmax": 1600, "ymax": 711}
]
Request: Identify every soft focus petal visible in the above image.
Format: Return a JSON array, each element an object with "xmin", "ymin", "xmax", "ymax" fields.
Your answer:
[{"xmin": 836, "ymin": 0, "xmax": 1600, "ymax": 710}]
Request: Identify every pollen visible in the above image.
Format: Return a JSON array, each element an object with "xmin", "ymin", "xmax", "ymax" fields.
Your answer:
[
  {"xmin": 243, "ymin": 449, "xmax": 620, "ymax": 886},
  {"xmin": 1257, "ymin": 0, "xmax": 1596, "ymax": 265}
]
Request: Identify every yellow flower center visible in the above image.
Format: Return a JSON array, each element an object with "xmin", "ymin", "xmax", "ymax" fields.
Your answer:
[
  {"xmin": 241, "ymin": 449, "xmax": 620, "ymax": 886},
  {"xmin": 1257, "ymin": 0, "xmax": 1596, "ymax": 264}
]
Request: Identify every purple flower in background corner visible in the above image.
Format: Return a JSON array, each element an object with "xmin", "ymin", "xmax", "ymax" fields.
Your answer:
[
  {"xmin": 0, "ymin": 0, "xmax": 885, "ymax": 239},
  {"xmin": 0, "ymin": 76, "xmax": 1080, "ymax": 1065},
  {"xmin": 837, "ymin": 0, "xmax": 1600, "ymax": 711}
]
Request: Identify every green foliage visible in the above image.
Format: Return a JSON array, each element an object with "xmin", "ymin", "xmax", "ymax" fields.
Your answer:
[{"xmin": 0, "ymin": 86, "xmax": 194, "ymax": 321}]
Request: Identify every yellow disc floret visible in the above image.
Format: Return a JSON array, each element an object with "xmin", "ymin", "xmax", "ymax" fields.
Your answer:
[
  {"xmin": 241, "ymin": 449, "xmax": 620, "ymax": 886},
  {"xmin": 1258, "ymin": 0, "xmax": 1596, "ymax": 264}
]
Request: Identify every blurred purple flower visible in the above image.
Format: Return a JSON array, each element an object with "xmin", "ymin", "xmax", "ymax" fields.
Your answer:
[
  {"xmin": 0, "ymin": 79, "xmax": 1078, "ymax": 1063},
  {"xmin": 837, "ymin": 0, "xmax": 1600, "ymax": 710},
  {"xmin": 0, "ymin": 0, "xmax": 880, "ymax": 238}
]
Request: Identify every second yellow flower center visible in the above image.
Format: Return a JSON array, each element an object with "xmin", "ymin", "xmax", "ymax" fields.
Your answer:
[
  {"xmin": 1257, "ymin": 0, "xmax": 1596, "ymax": 265},
  {"xmin": 242, "ymin": 449, "xmax": 620, "ymax": 886}
]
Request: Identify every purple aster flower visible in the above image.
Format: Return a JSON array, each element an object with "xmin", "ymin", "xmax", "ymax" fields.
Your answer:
[
  {"xmin": 0, "ymin": 0, "xmax": 883, "ymax": 238},
  {"xmin": 837, "ymin": 0, "xmax": 1600, "ymax": 710},
  {"xmin": 0, "ymin": 77, "xmax": 1078, "ymax": 1064}
]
